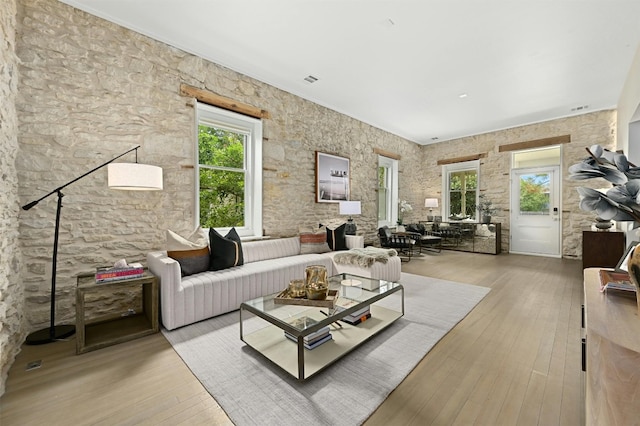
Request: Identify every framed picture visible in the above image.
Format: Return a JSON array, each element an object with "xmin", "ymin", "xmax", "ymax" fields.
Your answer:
[
  {"xmin": 316, "ymin": 151, "xmax": 350, "ymax": 203},
  {"xmin": 615, "ymin": 241, "xmax": 639, "ymax": 272}
]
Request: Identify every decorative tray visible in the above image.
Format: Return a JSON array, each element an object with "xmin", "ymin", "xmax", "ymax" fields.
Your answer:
[{"xmin": 274, "ymin": 289, "xmax": 338, "ymax": 308}]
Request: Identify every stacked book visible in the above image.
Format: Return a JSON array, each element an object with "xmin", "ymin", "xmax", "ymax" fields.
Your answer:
[
  {"xmin": 339, "ymin": 305, "xmax": 371, "ymax": 325},
  {"xmin": 285, "ymin": 317, "xmax": 332, "ymax": 350},
  {"xmin": 95, "ymin": 263, "xmax": 144, "ymax": 283},
  {"xmin": 599, "ymin": 269, "xmax": 637, "ymax": 295}
]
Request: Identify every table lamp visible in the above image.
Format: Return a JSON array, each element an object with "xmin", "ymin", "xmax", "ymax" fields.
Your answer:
[
  {"xmin": 425, "ymin": 198, "xmax": 439, "ymax": 221},
  {"xmin": 340, "ymin": 201, "xmax": 361, "ymax": 235}
]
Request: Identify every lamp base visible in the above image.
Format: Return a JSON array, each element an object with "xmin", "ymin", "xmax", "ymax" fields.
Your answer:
[
  {"xmin": 25, "ymin": 325, "xmax": 75, "ymax": 345},
  {"xmin": 345, "ymin": 220, "xmax": 357, "ymax": 236}
]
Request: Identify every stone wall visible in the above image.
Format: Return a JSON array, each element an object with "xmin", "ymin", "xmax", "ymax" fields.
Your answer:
[
  {"xmin": 15, "ymin": 0, "xmax": 422, "ymax": 332},
  {"xmin": 0, "ymin": 0, "xmax": 23, "ymax": 397},
  {"xmin": 421, "ymin": 110, "xmax": 617, "ymax": 257},
  {"xmin": 10, "ymin": 0, "xmax": 621, "ymax": 389}
]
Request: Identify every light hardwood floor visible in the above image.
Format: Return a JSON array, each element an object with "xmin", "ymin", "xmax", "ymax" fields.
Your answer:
[{"xmin": 1, "ymin": 251, "xmax": 584, "ymax": 425}]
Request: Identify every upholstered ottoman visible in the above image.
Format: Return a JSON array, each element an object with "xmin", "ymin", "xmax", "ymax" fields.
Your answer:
[{"xmin": 325, "ymin": 247, "xmax": 402, "ymax": 282}]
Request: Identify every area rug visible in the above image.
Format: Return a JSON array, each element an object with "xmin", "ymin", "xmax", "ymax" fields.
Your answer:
[{"xmin": 162, "ymin": 273, "xmax": 490, "ymax": 426}]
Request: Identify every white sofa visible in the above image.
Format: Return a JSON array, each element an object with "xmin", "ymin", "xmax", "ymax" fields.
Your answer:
[{"xmin": 147, "ymin": 236, "xmax": 401, "ymax": 330}]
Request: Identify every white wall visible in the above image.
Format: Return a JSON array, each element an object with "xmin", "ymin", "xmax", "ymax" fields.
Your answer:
[{"xmin": 617, "ymin": 44, "xmax": 640, "ymax": 160}]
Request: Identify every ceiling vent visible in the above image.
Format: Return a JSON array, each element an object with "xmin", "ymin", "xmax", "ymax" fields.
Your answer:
[
  {"xmin": 571, "ymin": 104, "xmax": 589, "ymax": 112},
  {"xmin": 304, "ymin": 75, "xmax": 318, "ymax": 83}
]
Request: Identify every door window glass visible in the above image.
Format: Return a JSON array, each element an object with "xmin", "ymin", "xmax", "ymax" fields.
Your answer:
[{"xmin": 519, "ymin": 173, "xmax": 550, "ymax": 215}]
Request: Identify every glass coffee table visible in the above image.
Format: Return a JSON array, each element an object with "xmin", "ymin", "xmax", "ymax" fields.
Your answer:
[{"xmin": 240, "ymin": 273, "xmax": 404, "ymax": 380}]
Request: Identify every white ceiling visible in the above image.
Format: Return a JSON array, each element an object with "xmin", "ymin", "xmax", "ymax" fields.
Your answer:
[{"xmin": 59, "ymin": 0, "xmax": 640, "ymax": 145}]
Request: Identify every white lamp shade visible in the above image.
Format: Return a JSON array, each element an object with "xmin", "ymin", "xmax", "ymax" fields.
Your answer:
[
  {"xmin": 424, "ymin": 198, "xmax": 439, "ymax": 208},
  {"xmin": 108, "ymin": 163, "xmax": 163, "ymax": 190},
  {"xmin": 339, "ymin": 201, "xmax": 361, "ymax": 215}
]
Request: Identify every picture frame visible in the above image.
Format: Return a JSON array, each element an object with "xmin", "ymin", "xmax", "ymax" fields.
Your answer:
[
  {"xmin": 315, "ymin": 151, "xmax": 350, "ymax": 203},
  {"xmin": 615, "ymin": 241, "xmax": 639, "ymax": 272}
]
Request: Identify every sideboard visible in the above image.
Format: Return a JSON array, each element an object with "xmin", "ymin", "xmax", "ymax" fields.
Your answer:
[
  {"xmin": 420, "ymin": 221, "xmax": 501, "ymax": 254},
  {"xmin": 582, "ymin": 230, "xmax": 625, "ymax": 269},
  {"xmin": 582, "ymin": 268, "xmax": 640, "ymax": 425}
]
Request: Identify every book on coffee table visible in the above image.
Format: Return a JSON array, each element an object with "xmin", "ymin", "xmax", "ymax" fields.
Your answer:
[
  {"xmin": 340, "ymin": 312, "xmax": 371, "ymax": 326},
  {"xmin": 335, "ymin": 304, "xmax": 371, "ymax": 325},
  {"xmin": 284, "ymin": 326, "xmax": 330, "ymax": 344},
  {"xmin": 285, "ymin": 332, "xmax": 333, "ymax": 349},
  {"xmin": 599, "ymin": 269, "xmax": 636, "ymax": 292}
]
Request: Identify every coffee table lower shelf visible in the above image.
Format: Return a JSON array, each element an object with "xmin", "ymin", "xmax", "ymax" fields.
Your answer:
[{"xmin": 241, "ymin": 305, "xmax": 402, "ymax": 380}]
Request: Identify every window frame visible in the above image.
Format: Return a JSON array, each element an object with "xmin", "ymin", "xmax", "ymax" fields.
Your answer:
[
  {"xmin": 378, "ymin": 155, "xmax": 399, "ymax": 228},
  {"xmin": 196, "ymin": 103, "xmax": 263, "ymax": 239},
  {"xmin": 441, "ymin": 160, "xmax": 480, "ymax": 221}
]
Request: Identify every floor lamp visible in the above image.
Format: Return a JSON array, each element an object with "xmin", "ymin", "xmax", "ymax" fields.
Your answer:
[{"xmin": 22, "ymin": 145, "xmax": 163, "ymax": 345}]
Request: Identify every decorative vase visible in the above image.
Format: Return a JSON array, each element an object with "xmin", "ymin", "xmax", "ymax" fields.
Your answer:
[
  {"xmin": 625, "ymin": 245, "xmax": 640, "ymax": 315},
  {"xmin": 481, "ymin": 215, "xmax": 491, "ymax": 224},
  {"xmin": 304, "ymin": 265, "xmax": 328, "ymax": 300},
  {"xmin": 288, "ymin": 279, "xmax": 306, "ymax": 298},
  {"xmin": 594, "ymin": 217, "xmax": 613, "ymax": 231}
]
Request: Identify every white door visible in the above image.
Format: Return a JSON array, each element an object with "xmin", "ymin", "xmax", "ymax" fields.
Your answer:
[{"xmin": 510, "ymin": 166, "xmax": 561, "ymax": 256}]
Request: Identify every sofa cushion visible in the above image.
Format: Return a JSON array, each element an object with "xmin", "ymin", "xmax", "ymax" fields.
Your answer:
[
  {"xmin": 174, "ymin": 253, "xmax": 334, "ymax": 330},
  {"xmin": 242, "ymin": 237, "xmax": 301, "ymax": 264},
  {"xmin": 167, "ymin": 247, "xmax": 210, "ymax": 277},
  {"xmin": 326, "ymin": 223, "xmax": 347, "ymax": 251},
  {"xmin": 299, "ymin": 226, "xmax": 331, "ymax": 254},
  {"xmin": 166, "ymin": 227, "xmax": 209, "ymax": 276},
  {"xmin": 209, "ymin": 228, "xmax": 244, "ymax": 271},
  {"xmin": 166, "ymin": 227, "xmax": 208, "ymax": 250}
]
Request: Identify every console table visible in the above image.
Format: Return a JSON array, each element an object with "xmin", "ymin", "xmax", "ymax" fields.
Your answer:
[
  {"xmin": 420, "ymin": 222, "xmax": 501, "ymax": 254},
  {"xmin": 583, "ymin": 268, "xmax": 640, "ymax": 425}
]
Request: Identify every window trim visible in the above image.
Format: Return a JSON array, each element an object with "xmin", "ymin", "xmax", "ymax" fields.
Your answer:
[
  {"xmin": 378, "ymin": 155, "xmax": 399, "ymax": 228},
  {"xmin": 196, "ymin": 103, "xmax": 263, "ymax": 238},
  {"xmin": 441, "ymin": 160, "xmax": 480, "ymax": 220}
]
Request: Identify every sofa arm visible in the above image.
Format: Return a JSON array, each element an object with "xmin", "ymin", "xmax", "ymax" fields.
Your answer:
[
  {"xmin": 147, "ymin": 251, "xmax": 184, "ymax": 330},
  {"xmin": 346, "ymin": 235, "xmax": 364, "ymax": 249}
]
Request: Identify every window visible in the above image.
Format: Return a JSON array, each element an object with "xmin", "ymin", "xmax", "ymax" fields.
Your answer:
[
  {"xmin": 518, "ymin": 173, "xmax": 551, "ymax": 215},
  {"xmin": 197, "ymin": 103, "xmax": 262, "ymax": 238},
  {"xmin": 378, "ymin": 155, "xmax": 398, "ymax": 227},
  {"xmin": 442, "ymin": 161, "xmax": 479, "ymax": 220},
  {"xmin": 512, "ymin": 146, "xmax": 560, "ymax": 168}
]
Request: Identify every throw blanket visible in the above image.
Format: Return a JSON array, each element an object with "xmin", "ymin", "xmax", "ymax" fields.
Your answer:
[{"xmin": 333, "ymin": 247, "xmax": 397, "ymax": 267}]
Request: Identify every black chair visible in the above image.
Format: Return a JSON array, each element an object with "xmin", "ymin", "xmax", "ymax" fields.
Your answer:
[
  {"xmin": 378, "ymin": 226, "xmax": 416, "ymax": 261},
  {"xmin": 405, "ymin": 223, "xmax": 442, "ymax": 253},
  {"xmin": 429, "ymin": 222, "xmax": 461, "ymax": 247}
]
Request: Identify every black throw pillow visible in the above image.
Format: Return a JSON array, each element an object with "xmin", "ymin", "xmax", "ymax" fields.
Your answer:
[
  {"xmin": 326, "ymin": 223, "xmax": 348, "ymax": 251},
  {"xmin": 209, "ymin": 227, "xmax": 244, "ymax": 271}
]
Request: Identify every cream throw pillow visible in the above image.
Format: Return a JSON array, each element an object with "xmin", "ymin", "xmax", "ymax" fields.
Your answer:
[
  {"xmin": 166, "ymin": 227, "xmax": 209, "ymax": 276},
  {"xmin": 166, "ymin": 227, "xmax": 208, "ymax": 251}
]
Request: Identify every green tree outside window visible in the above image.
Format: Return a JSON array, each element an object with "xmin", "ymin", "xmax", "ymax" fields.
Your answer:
[
  {"xmin": 519, "ymin": 174, "xmax": 550, "ymax": 214},
  {"xmin": 449, "ymin": 170, "xmax": 478, "ymax": 218},
  {"xmin": 199, "ymin": 125, "xmax": 246, "ymax": 227}
]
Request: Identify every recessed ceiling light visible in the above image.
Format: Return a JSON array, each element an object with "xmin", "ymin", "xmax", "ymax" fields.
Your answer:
[
  {"xmin": 458, "ymin": 93, "xmax": 468, "ymax": 99},
  {"xmin": 304, "ymin": 75, "xmax": 318, "ymax": 83}
]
